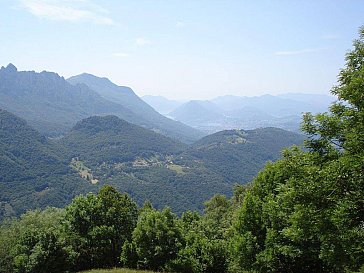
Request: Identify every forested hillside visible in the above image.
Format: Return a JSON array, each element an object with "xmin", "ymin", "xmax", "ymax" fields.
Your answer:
[
  {"xmin": 0, "ymin": 109, "xmax": 90, "ymax": 219},
  {"xmin": 0, "ymin": 110, "xmax": 303, "ymax": 218},
  {"xmin": 184, "ymin": 128, "xmax": 305, "ymax": 183}
]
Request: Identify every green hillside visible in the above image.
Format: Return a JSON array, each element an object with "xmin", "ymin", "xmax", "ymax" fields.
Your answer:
[
  {"xmin": 56, "ymin": 115, "xmax": 231, "ymax": 214},
  {"xmin": 0, "ymin": 109, "xmax": 90, "ymax": 219},
  {"xmin": 58, "ymin": 115, "xmax": 186, "ymax": 166},
  {"xmin": 0, "ymin": 110, "xmax": 305, "ymax": 218},
  {"xmin": 182, "ymin": 127, "xmax": 305, "ymax": 183}
]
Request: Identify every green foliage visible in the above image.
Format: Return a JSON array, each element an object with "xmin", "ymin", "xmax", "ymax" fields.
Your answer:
[
  {"xmin": 123, "ymin": 207, "xmax": 184, "ymax": 271},
  {"xmin": 0, "ymin": 208, "xmax": 71, "ymax": 273},
  {"xmin": 230, "ymin": 26, "xmax": 364, "ymax": 273},
  {"xmin": 59, "ymin": 115, "xmax": 186, "ymax": 167},
  {"xmin": 1, "ymin": 107, "xmax": 303, "ymax": 219},
  {"xmin": 0, "ymin": 109, "xmax": 91, "ymax": 220},
  {"xmin": 184, "ymin": 128, "xmax": 305, "ymax": 184},
  {"xmin": 65, "ymin": 185, "xmax": 139, "ymax": 270}
]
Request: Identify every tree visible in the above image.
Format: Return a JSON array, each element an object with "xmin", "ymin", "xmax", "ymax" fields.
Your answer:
[
  {"xmin": 0, "ymin": 208, "xmax": 71, "ymax": 273},
  {"xmin": 230, "ymin": 26, "xmax": 364, "ymax": 273},
  {"xmin": 127, "ymin": 207, "xmax": 184, "ymax": 271},
  {"xmin": 64, "ymin": 185, "xmax": 138, "ymax": 270}
]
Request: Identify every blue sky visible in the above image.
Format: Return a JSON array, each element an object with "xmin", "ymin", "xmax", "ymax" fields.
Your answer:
[{"xmin": 0, "ymin": 0, "xmax": 363, "ymax": 99}]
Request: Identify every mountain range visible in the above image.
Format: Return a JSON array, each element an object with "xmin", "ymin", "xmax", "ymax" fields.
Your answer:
[
  {"xmin": 0, "ymin": 64, "xmax": 204, "ymax": 143},
  {"xmin": 143, "ymin": 93, "xmax": 335, "ymax": 134},
  {"xmin": 0, "ymin": 63, "xmax": 309, "ymax": 219}
]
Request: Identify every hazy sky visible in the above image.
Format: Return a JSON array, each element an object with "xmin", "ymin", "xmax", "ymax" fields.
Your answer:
[{"xmin": 0, "ymin": 0, "xmax": 363, "ymax": 99}]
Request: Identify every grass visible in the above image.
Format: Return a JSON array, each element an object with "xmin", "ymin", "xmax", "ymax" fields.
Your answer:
[
  {"xmin": 167, "ymin": 164, "xmax": 184, "ymax": 174},
  {"xmin": 79, "ymin": 269, "xmax": 158, "ymax": 273}
]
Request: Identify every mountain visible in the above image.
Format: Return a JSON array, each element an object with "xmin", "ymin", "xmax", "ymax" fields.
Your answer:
[
  {"xmin": 0, "ymin": 109, "xmax": 89, "ymax": 219},
  {"xmin": 169, "ymin": 100, "xmax": 226, "ymax": 126},
  {"xmin": 277, "ymin": 93, "xmax": 335, "ymax": 111},
  {"xmin": 183, "ymin": 127, "xmax": 306, "ymax": 183},
  {"xmin": 55, "ymin": 116, "xmax": 305, "ymax": 214},
  {"xmin": 67, "ymin": 73, "xmax": 204, "ymax": 143},
  {"xmin": 59, "ymin": 115, "xmax": 186, "ymax": 166},
  {"xmin": 156, "ymin": 93, "xmax": 335, "ymax": 134},
  {"xmin": 56, "ymin": 115, "xmax": 230, "ymax": 214},
  {"xmin": 142, "ymin": 95, "xmax": 183, "ymax": 115},
  {"xmin": 212, "ymin": 94, "xmax": 334, "ymax": 117},
  {"xmin": 0, "ymin": 109, "xmax": 306, "ymax": 218},
  {"xmin": 0, "ymin": 64, "xmax": 143, "ymax": 136}
]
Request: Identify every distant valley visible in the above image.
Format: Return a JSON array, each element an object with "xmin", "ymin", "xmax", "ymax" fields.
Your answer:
[{"xmin": 143, "ymin": 93, "xmax": 335, "ymax": 134}]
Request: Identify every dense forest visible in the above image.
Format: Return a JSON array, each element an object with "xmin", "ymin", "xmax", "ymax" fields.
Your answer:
[
  {"xmin": 1, "ymin": 26, "xmax": 364, "ymax": 273},
  {"xmin": 0, "ymin": 110, "xmax": 303, "ymax": 219}
]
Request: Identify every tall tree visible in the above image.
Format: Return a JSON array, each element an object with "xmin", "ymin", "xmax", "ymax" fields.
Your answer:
[
  {"xmin": 128, "ymin": 207, "xmax": 184, "ymax": 271},
  {"xmin": 230, "ymin": 26, "xmax": 364, "ymax": 273},
  {"xmin": 64, "ymin": 185, "xmax": 138, "ymax": 270}
]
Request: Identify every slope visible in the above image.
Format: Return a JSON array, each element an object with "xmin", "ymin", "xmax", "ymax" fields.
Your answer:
[
  {"xmin": 67, "ymin": 73, "xmax": 205, "ymax": 143},
  {"xmin": 142, "ymin": 95, "xmax": 182, "ymax": 115},
  {"xmin": 169, "ymin": 100, "xmax": 226, "ymax": 126},
  {"xmin": 182, "ymin": 127, "xmax": 306, "ymax": 184},
  {"xmin": 0, "ymin": 64, "xmax": 144, "ymax": 136},
  {"xmin": 0, "ymin": 109, "xmax": 89, "ymax": 220},
  {"xmin": 55, "ymin": 115, "xmax": 229, "ymax": 214}
]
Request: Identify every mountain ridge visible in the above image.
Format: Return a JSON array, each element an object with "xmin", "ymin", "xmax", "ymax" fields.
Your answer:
[{"xmin": 67, "ymin": 73, "xmax": 205, "ymax": 143}]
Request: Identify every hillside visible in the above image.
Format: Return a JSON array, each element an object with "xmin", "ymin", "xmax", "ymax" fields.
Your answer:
[
  {"xmin": 0, "ymin": 111, "xmax": 306, "ymax": 218},
  {"xmin": 59, "ymin": 115, "xmax": 186, "ymax": 166},
  {"xmin": 182, "ymin": 128, "xmax": 306, "ymax": 183},
  {"xmin": 56, "ymin": 115, "xmax": 230, "ymax": 214},
  {"xmin": 0, "ymin": 109, "xmax": 89, "ymax": 219},
  {"xmin": 67, "ymin": 73, "xmax": 204, "ymax": 143}
]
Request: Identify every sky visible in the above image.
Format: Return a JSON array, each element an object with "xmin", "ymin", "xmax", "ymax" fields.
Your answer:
[{"xmin": 0, "ymin": 0, "xmax": 363, "ymax": 100}]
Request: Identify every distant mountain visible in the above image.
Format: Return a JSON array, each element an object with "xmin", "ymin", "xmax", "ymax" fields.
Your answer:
[
  {"xmin": 277, "ymin": 93, "xmax": 335, "ymax": 111},
  {"xmin": 67, "ymin": 73, "xmax": 204, "ymax": 143},
  {"xmin": 0, "ymin": 64, "xmax": 144, "ymax": 136},
  {"xmin": 169, "ymin": 100, "xmax": 225, "ymax": 126},
  {"xmin": 142, "ymin": 95, "xmax": 183, "ymax": 115},
  {"xmin": 155, "ymin": 93, "xmax": 335, "ymax": 133},
  {"xmin": 0, "ymin": 109, "xmax": 89, "ymax": 219},
  {"xmin": 212, "ymin": 94, "xmax": 327, "ymax": 117}
]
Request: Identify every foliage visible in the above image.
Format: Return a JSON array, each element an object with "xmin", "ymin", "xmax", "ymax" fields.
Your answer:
[
  {"xmin": 78, "ymin": 268, "xmax": 158, "ymax": 273},
  {"xmin": 229, "ymin": 26, "xmax": 364, "ymax": 273},
  {"xmin": 0, "ymin": 208, "xmax": 71, "ymax": 273},
  {"xmin": 64, "ymin": 185, "xmax": 139, "ymax": 271},
  {"xmin": 122, "ymin": 207, "xmax": 184, "ymax": 271},
  {"xmin": 1, "ymin": 106, "xmax": 303, "ymax": 219},
  {"xmin": 0, "ymin": 109, "xmax": 91, "ymax": 220}
]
